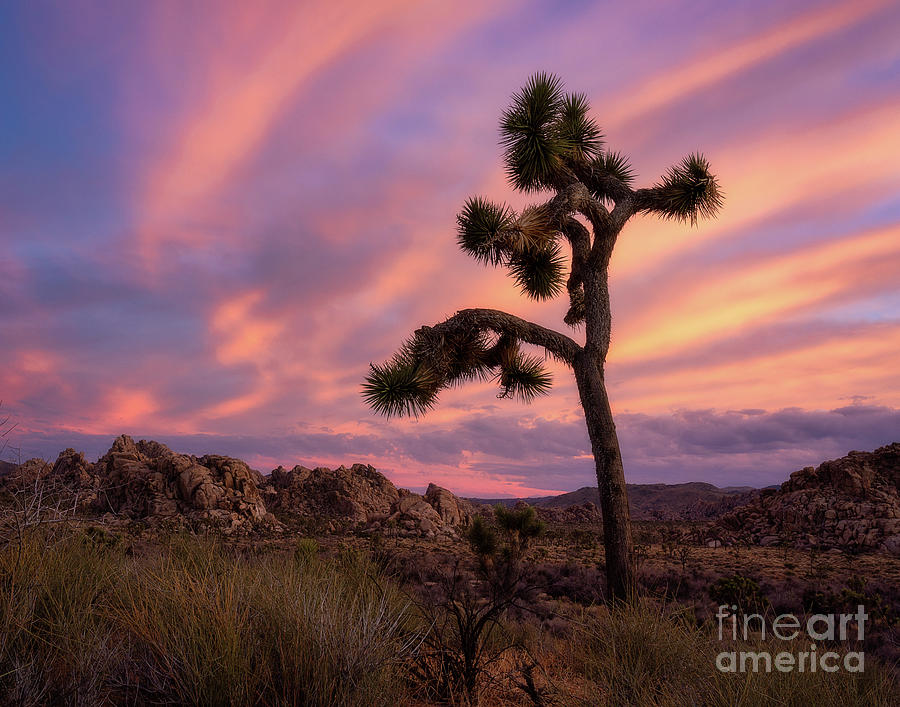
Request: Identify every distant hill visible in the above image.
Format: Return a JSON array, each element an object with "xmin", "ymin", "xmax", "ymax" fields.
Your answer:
[{"xmin": 471, "ymin": 482, "xmax": 758, "ymax": 521}]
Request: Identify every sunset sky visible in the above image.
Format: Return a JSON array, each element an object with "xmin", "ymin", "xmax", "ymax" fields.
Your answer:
[{"xmin": 2, "ymin": 0, "xmax": 899, "ymax": 496}]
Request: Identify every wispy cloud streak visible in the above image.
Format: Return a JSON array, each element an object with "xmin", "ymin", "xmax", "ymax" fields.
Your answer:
[{"xmin": 1, "ymin": 0, "xmax": 898, "ymax": 493}]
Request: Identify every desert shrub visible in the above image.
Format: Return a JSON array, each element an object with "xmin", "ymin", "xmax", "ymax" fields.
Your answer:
[
  {"xmin": 803, "ymin": 576, "xmax": 898, "ymax": 626},
  {"xmin": 251, "ymin": 548, "xmax": 421, "ymax": 706},
  {"xmin": 534, "ymin": 561, "xmax": 605, "ymax": 605},
  {"xmin": 638, "ymin": 564, "xmax": 715, "ymax": 609},
  {"xmin": 112, "ymin": 537, "xmax": 419, "ymax": 706},
  {"xmin": 573, "ymin": 600, "xmax": 707, "ymax": 704},
  {"xmin": 294, "ymin": 536, "xmax": 320, "ymax": 563},
  {"xmin": 82, "ymin": 524, "xmax": 121, "ymax": 548},
  {"xmin": 709, "ymin": 575, "xmax": 769, "ymax": 614}
]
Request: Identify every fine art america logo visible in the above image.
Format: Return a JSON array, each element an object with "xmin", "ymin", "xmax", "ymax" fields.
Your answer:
[{"xmin": 715, "ymin": 605, "xmax": 867, "ymax": 673}]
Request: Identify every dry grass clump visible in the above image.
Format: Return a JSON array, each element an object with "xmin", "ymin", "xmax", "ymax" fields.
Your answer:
[{"xmin": 0, "ymin": 531, "xmax": 418, "ymax": 705}]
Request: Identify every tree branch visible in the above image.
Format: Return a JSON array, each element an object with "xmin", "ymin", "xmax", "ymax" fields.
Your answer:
[
  {"xmin": 631, "ymin": 187, "xmax": 664, "ymax": 214},
  {"xmin": 561, "ymin": 218, "xmax": 589, "ymax": 325},
  {"xmin": 586, "ymin": 193, "xmax": 634, "ymax": 266},
  {"xmin": 433, "ymin": 309, "xmax": 581, "ymax": 366}
]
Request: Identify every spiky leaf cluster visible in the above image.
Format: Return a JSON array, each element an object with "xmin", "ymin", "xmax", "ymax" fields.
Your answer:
[
  {"xmin": 362, "ymin": 360, "xmax": 437, "ymax": 418},
  {"xmin": 362, "ymin": 327, "xmax": 491, "ymax": 418},
  {"xmin": 457, "ymin": 198, "xmax": 565, "ymax": 300},
  {"xmin": 504, "ymin": 205, "xmax": 554, "ymax": 253},
  {"xmin": 596, "ymin": 151, "xmax": 635, "ymax": 186},
  {"xmin": 557, "ymin": 93, "xmax": 603, "ymax": 162},
  {"xmin": 494, "ymin": 344, "xmax": 552, "ymax": 403},
  {"xmin": 508, "ymin": 241, "xmax": 565, "ymax": 300},
  {"xmin": 500, "ymin": 73, "xmax": 603, "ymax": 192},
  {"xmin": 495, "ymin": 504, "xmax": 545, "ymax": 542},
  {"xmin": 577, "ymin": 150, "xmax": 637, "ymax": 204},
  {"xmin": 456, "ymin": 197, "xmax": 514, "ymax": 265},
  {"xmin": 466, "ymin": 505, "xmax": 545, "ymax": 562},
  {"xmin": 402, "ymin": 326, "xmax": 492, "ymax": 387},
  {"xmin": 467, "ymin": 515, "xmax": 499, "ymax": 557},
  {"xmin": 646, "ymin": 153, "xmax": 723, "ymax": 224}
]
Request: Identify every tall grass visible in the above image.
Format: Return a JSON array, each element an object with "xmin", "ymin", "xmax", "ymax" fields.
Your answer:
[
  {"xmin": 0, "ymin": 531, "xmax": 418, "ymax": 705},
  {"xmin": 0, "ymin": 532, "xmax": 124, "ymax": 705}
]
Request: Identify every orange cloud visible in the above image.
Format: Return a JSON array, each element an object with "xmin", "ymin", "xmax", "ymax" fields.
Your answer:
[
  {"xmin": 612, "ymin": 323, "xmax": 900, "ymax": 413},
  {"xmin": 615, "ymin": 222, "xmax": 900, "ymax": 360},
  {"xmin": 138, "ymin": 2, "xmax": 418, "ymax": 258},
  {"xmin": 60, "ymin": 388, "xmax": 160, "ymax": 435},
  {"xmin": 211, "ymin": 290, "xmax": 283, "ymax": 367},
  {"xmin": 136, "ymin": 0, "xmax": 512, "ymax": 265}
]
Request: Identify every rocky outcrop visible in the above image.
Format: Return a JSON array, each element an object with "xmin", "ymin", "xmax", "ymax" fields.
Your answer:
[
  {"xmin": 386, "ymin": 490, "xmax": 446, "ymax": 537},
  {"xmin": 0, "ymin": 436, "xmax": 271, "ymax": 531},
  {"xmin": 52, "ymin": 448, "xmax": 94, "ymax": 487},
  {"xmin": 261, "ymin": 463, "xmax": 400, "ymax": 523},
  {"xmin": 0, "ymin": 436, "xmax": 500, "ymax": 539},
  {"xmin": 10, "ymin": 458, "xmax": 52, "ymax": 485},
  {"xmin": 259, "ymin": 466, "xmax": 473, "ymax": 538},
  {"xmin": 90, "ymin": 435, "xmax": 268, "ymax": 526},
  {"xmin": 717, "ymin": 443, "xmax": 900, "ymax": 555}
]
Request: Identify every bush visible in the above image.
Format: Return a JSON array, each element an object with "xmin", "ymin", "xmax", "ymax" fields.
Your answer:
[
  {"xmin": 0, "ymin": 532, "xmax": 120, "ymax": 705},
  {"xmin": 709, "ymin": 575, "xmax": 769, "ymax": 614}
]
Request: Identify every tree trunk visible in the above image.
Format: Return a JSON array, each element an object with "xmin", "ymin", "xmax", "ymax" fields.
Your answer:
[{"xmin": 574, "ymin": 351, "xmax": 634, "ymax": 601}]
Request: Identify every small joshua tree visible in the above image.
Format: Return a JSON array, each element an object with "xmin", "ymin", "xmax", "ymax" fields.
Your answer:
[
  {"xmin": 363, "ymin": 73, "xmax": 722, "ymax": 600},
  {"xmin": 412, "ymin": 505, "xmax": 545, "ymax": 702}
]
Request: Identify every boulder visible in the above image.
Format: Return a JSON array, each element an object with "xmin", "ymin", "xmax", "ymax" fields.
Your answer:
[
  {"xmin": 424, "ymin": 483, "xmax": 474, "ymax": 525},
  {"xmin": 92, "ymin": 435, "xmax": 266, "ymax": 523},
  {"xmin": 881, "ymin": 534, "xmax": 900, "ymax": 557},
  {"xmin": 388, "ymin": 491, "xmax": 444, "ymax": 537},
  {"xmin": 260, "ymin": 462, "xmax": 399, "ymax": 523},
  {"xmin": 51, "ymin": 449, "xmax": 95, "ymax": 487}
]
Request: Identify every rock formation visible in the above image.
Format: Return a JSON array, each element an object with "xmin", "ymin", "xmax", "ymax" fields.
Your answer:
[
  {"xmin": 90, "ymin": 435, "xmax": 268, "ymax": 524},
  {"xmin": 5, "ymin": 436, "xmax": 897, "ymax": 553},
  {"xmin": 259, "ymin": 468, "xmax": 473, "ymax": 538},
  {"xmin": 0, "ymin": 436, "xmax": 476, "ymax": 538},
  {"xmin": 261, "ymin": 463, "xmax": 400, "ymax": 523},
  {"xmin": 717, "ymin": 443, "xmax": 900, "ymax": 555}
]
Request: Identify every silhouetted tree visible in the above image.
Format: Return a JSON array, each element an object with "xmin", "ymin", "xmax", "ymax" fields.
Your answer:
[{"xmin": 362, "ymin": 73, "xmax": 722, "ymax": 600}]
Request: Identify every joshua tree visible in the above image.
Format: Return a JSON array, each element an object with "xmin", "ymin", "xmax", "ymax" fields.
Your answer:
[{"xmin": 362, "ymin": 73, "xmax": 722, "ymax": 600}]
